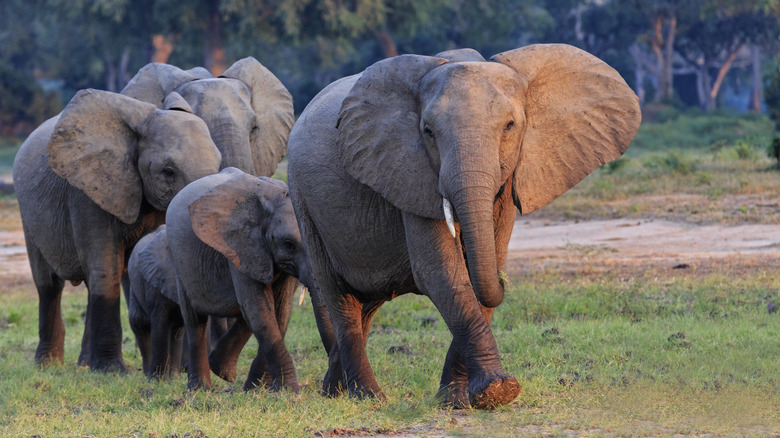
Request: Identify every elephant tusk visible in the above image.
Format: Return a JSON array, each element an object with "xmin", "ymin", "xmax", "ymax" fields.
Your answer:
[
  {"xmin": 443, "ymin": 198, "xmax": 457, "ymax": 238},
  {"xmin": 299, "ymin": 286, "xmax": 307, "ymax": 305}
]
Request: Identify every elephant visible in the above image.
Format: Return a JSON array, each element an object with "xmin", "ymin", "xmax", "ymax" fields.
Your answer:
[
  {"xmin": 287, "ymin": 44, "xmax": 641, "ymax": 408},
  {"xmin": 127, "ymin": 225, "xmax": 183, "ymax": 379},
  {"xmin": 165, "ymin": 167, "xmax": 313, "ymax": 391},
  {"xmin": 120, "ymin": 56, "xmax": 294, "ymax": 177},
  {"xmin": 13, "ymin": 89, "xmax": 222, "ymax": 372}
]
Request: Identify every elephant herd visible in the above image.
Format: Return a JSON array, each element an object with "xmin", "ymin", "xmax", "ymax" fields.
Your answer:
[{"xmin": 13, "ymin": 44, "xmax": 641, "ymax": 410}]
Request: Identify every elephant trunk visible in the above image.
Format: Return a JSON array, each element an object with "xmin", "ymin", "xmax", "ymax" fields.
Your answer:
[
  {"xmin": 208, "ymin": 125, "xmax": 255, "ymax": 174},
  {"xmin": 444, "ymin": 157, "xmax": 504, "ymax": 308}
]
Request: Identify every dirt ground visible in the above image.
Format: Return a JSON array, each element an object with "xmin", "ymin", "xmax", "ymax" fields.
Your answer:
[{"xmin": 2, "ymin": 214, "xmax": 780, "ymax": 280}]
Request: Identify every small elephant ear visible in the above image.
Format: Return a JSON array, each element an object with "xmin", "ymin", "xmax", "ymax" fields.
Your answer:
[
  {"xmin": 47, "ymin": 89, "xmax": 157, "ymax": 224},
  {"xmin": 492, "ymin": 44, "xmax": 641, "ymax": 215},
  {"xmin": 121, "ymin": 62, "xmax": 200, "ymax": 108},
  {"xmin": 188, "ymin": 169, "xmax": 276, "ymax": 284},
  {"xmin": 163, "ymin": 91, "xmax": 194, "ymax": 113},
  {"xmin": 184, "ymin": 66, "xmax": 213, "ymax": 80},
  {"xmin": 220, "ymin": 57, "xmax": 294, "ymax": 177},
  {"xmin": 435, "ymin": 48, "xmax": 486, "ymax": 62},
  {"xmin": 336, "ymin": 54, "xmax": 448, "ymax": 220}
]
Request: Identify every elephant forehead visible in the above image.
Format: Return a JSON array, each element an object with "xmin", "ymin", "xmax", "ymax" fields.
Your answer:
[{"xmin": 178, "ymin": 79, "xmax": 253, "ymax": 111}]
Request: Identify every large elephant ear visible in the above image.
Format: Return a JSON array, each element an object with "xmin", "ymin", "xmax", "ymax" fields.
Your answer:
[
  {"xmin": 220, "ymin": 57, "xmax": 294, "ymax": 177},
  {"xmin": 336, "ymin": 54, "xmax": 448, "ymax": 220},
  {"xmin": 188, "ymin": 168, "xmax": 275, "ymax": 284},
  {"xmin": 121, "ymin": 62, "xmax": 200, "ymax": 108},
  {"xmin": 47, "ymin": 89, "xmax": 157, "ymax": 224},
  {"xmin": 492, "ymin": 44, "xmax": 641, "ymax": 215}
]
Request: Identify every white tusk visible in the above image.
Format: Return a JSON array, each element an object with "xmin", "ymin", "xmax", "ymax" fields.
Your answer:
[
  {"xmin": 299, "ymin": 286, "xmax": 307, "ymax": 305},
  {"xmin": 443, "ymin": 198, "xmax": 457, "ymax": 238}
]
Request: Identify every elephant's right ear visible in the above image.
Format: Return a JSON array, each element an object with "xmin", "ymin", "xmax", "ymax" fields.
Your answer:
[
  {"xmin": 47, "ymin": 89, "xmax": 157, "ymax": 224},
  {"xmin": 336, "ymin": 55, "xmax": 448, "ymax": 220},
  {"xmin": 121, "ymin": 62, "xmax": 200, "ymax": 107},
  {"xmin": 188, "ymin": 169, "xmax": 276, "ymax": 284}
]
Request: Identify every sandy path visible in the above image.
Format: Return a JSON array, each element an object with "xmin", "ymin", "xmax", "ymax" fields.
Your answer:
[{"xmin": 2, "ymin": 218, "xmax": 779, "ymax": 280}]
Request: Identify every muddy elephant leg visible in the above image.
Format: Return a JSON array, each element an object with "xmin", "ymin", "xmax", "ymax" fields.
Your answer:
[
  {"xmin": 403, "ymin": 212, "xmax": 519, "ymax": 409},
  {"xmin": 209, "ymin": 317, "xmax": 252, "ymax": 382},
  {"xmin": 27, "ymin": 239, "xmax": 67, "ymax": 366},
  {"xmin": 168, "ymin": 324, "xmax": 184, "ymax": 377},
  {"xmin": 322, "ymin": 300, "xmax": 383, "ymax": 397},
  {"xmin": 231, "ymin": 270, "xmax": 299, "ymax": 392},
  {"xmin": 438, "ymin": 306, "xmax": 495, "ymax": 408}
]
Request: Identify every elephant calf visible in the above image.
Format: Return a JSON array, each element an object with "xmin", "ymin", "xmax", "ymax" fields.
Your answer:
[
  {"xmin": 127, "ymin": 225, "xmax": 184, "ymax": 379},
  {"xmin": 165, "ymin": 167, "xmax": 313, "ymax": 391}
]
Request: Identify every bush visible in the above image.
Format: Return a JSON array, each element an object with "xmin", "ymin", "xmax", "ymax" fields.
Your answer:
[{"xmin": 0, "ymin": 61, "xmax": 61, "ymax": 136}]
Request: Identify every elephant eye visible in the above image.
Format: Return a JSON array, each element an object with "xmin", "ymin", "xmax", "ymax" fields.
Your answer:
[
  {"xmin": 161, "ymin": 167, "xmax": 176, "ymax": 181},
  {"xmin": 423, "ymin": 126, "xmax": 435, "ymax": 140},
  {"xmin": 504, "ymin": 120, "xmax": 515, "ymax": 132}
]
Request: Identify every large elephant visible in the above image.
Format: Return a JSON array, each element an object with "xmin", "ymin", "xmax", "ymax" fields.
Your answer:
[
  {"xmin": 165, "ymin": 167, "xmax": 313, "ymax": 391},
  {"xmin": 287, "ymin": 45, "xmax": 641, "ymax": 408},
  {"xmin": 13, "ymin": 89, "xmax": 222, "ymax": 372},
  {"xmin": 120, "ymin": 57, "xmax": 294, "ymax": 177}
]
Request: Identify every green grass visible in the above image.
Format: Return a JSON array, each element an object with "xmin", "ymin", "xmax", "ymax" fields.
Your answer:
[{"xmin": 1, "ymin": 268, "xmax": 778, "ymax": 437}]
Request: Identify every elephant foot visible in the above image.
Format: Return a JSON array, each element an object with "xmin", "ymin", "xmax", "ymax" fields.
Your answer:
[
  {"xmin": 321, "ymin": 367, "xmax": 345, "ymax": 398},
  {"xmin": 345, "ymin": 381, "xmax": 386, "ymax": 401},
  {"xmin": 187, "ymin": 377, "xmax": 212, "ymax": 391},
  {"xmin": 436, "ymin": 383, "xmax": 470, "ymax": 409},
  {"xmin": 209, "ymin": 353, "xmax": 238, "ymax": 383},
  {"xmin": 469, "ymin": 376, "xmax": 521, "ymax": 409},
  {"xmin": 88, "ymin": 357, "xmax": 128, "ymax": 374},
  {"xmin": 34, "ymin": 346, "xmax": 64, "ymax": 367},
  {"xmin": 243, "ymin": 375, "xmax": 299, "ymax": 393}
]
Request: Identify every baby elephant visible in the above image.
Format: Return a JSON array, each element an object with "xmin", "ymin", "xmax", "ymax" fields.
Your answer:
[
  {"xmin": 166, "ymin": 167, "xmax": 311, "ymax": 391},
  {"xmin": 127, "ymin": 225, "xmax": 184, "ymax": 379}
]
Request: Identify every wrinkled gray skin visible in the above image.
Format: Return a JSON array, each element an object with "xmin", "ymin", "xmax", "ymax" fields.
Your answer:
[
  {"xmin": 121, "ymin": 57, "xmax": 294, "ymax": 177},
  {"xmin": 127, "ymin": 225, "xmax": 183, "ymax": 378},
  {"xmin": 166, "ymin": 168, "xmax": 311, "ymax": 391},
  {"xmin": 287, "ymin": 45, "xmax": 641, "ymax": 408},
  {"xmin": 13, "ymin": 89, "xmax": 222, "ymax": 372}
]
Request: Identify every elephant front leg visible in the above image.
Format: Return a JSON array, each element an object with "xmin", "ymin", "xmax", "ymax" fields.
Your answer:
[
  {"xmin": 403, "ymin": 212, "xmax": 520, "ymax": 409},
  {"xmin": 232, "ymin": 270, "xmax": 299, "ymax": 392},
  {"xmin": 28, "ymin": 242, "xmax": 67, "ymax": 366},
  {"xmin": 209, "ymin": 317, "xmax": 253, "ymax": 382},
  {"xmin": 438, "ymin": 305, "xmax": 496, "ymax": 409},
  {"xmin": 321, "ymin": 300, "xmax": 384, "ymax": 397}
]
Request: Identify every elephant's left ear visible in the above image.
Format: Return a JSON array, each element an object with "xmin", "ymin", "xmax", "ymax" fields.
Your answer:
[
  {"xmin": 188, "ymin": 169, "xmax": 278, "ymax": 284},
  {"xmin": 220, "ymin": 57, "xmax": 294, "ymax": 177},
  {"xmin": 121, "ymin": 63, "xmax": 200, "ymax": 108},
  {"xmin": 336, "ymin": 54, "xmax": 448, "ymax": 220},
  {"xmin": 492, "ymin": 44, "xmax": 641, "ymax": 215}
]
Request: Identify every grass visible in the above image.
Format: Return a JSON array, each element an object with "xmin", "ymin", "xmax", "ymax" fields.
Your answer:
[{"xmin": 1, "ymin": 267, "xmax": 778, "ymax": 437}]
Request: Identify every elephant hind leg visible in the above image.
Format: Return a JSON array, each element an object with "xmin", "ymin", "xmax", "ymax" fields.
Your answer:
[
  {"xmin": 128, "ymin": 304, "xmax": 152, "ymax": 376},
  {"xmin": 209, "ymin": 317, "xmax": 252, "ymax": 383},
  {"xmin": 27, "ymin": 240, "xmax": 67, "ymax": 366}
]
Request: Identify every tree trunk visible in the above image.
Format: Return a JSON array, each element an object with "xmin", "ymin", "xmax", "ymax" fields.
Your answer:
[
  {"xmin": 696, "ymin": 65, "xmax": 710, "ymax": 110},
  {"xmin": 629, "ymin": 44, "xmax": 647, "ymax": 105},
  {"xmin": 118, "ymin": 46, "xmax": 131, "ymax": 90},
  {"xmin": 151, "ymin": 34, "xmax": 175, "ymax": 64},
  {"xmin": 204, "ymin": 0, "xmax": 227, "ymax": 76},
  {"xmin": 750, "ymin": 44, "xmax": 763, "ymax": 113},
  {"xmin": 374, "ymin": 28, "xmax": 398, "ymax": 58},
  {"xmin": 650, "ymin": 12, "xmax": 676, "ymax": 102},
  {"xmin": 709, "ymin": 44, "xmax": 745, "ymax": 111}
]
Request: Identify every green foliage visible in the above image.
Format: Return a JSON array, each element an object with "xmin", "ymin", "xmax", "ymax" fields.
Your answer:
[
  {"xmin": 0, "ymin": 61, "xmax": 61, "ymax": 136},
  {"xmin": 644, "ymin": 150, "xmax": 698, "ymax": 175}
]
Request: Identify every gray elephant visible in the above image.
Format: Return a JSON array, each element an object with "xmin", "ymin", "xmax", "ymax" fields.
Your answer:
[
  {"xmin": 121, "ymin": 57, "xmax": 293, "ymax": 177},
  {"xmin": 165, "ymin": 167, "xmax": 312, "ymax": 391},
  {"xmin": 127, "ymin": 225, "xmax": 183, "ymax": 379},
  {"xmin": 13, "ymin": 89, "xmax": 222, "ymax": 371},
  {"xmin": 287, "ymin": 45, "xmax": 641, "ymax": 408}
]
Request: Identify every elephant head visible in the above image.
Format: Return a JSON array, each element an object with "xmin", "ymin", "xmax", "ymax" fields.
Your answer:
[
  {"xmin": 336, "ymin": 44, "xmax": 641, "ymax": 308},
  {"xmin": 121, "ymin": 57, "xmax": 294, "ymax": 177},
  {"xmin": 46, "ymin": 89, "xmax": 222, "ymax": 224},
  {"xmin": 186, "ymin": 168, "xmax": 309, "ymax": 286}
]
